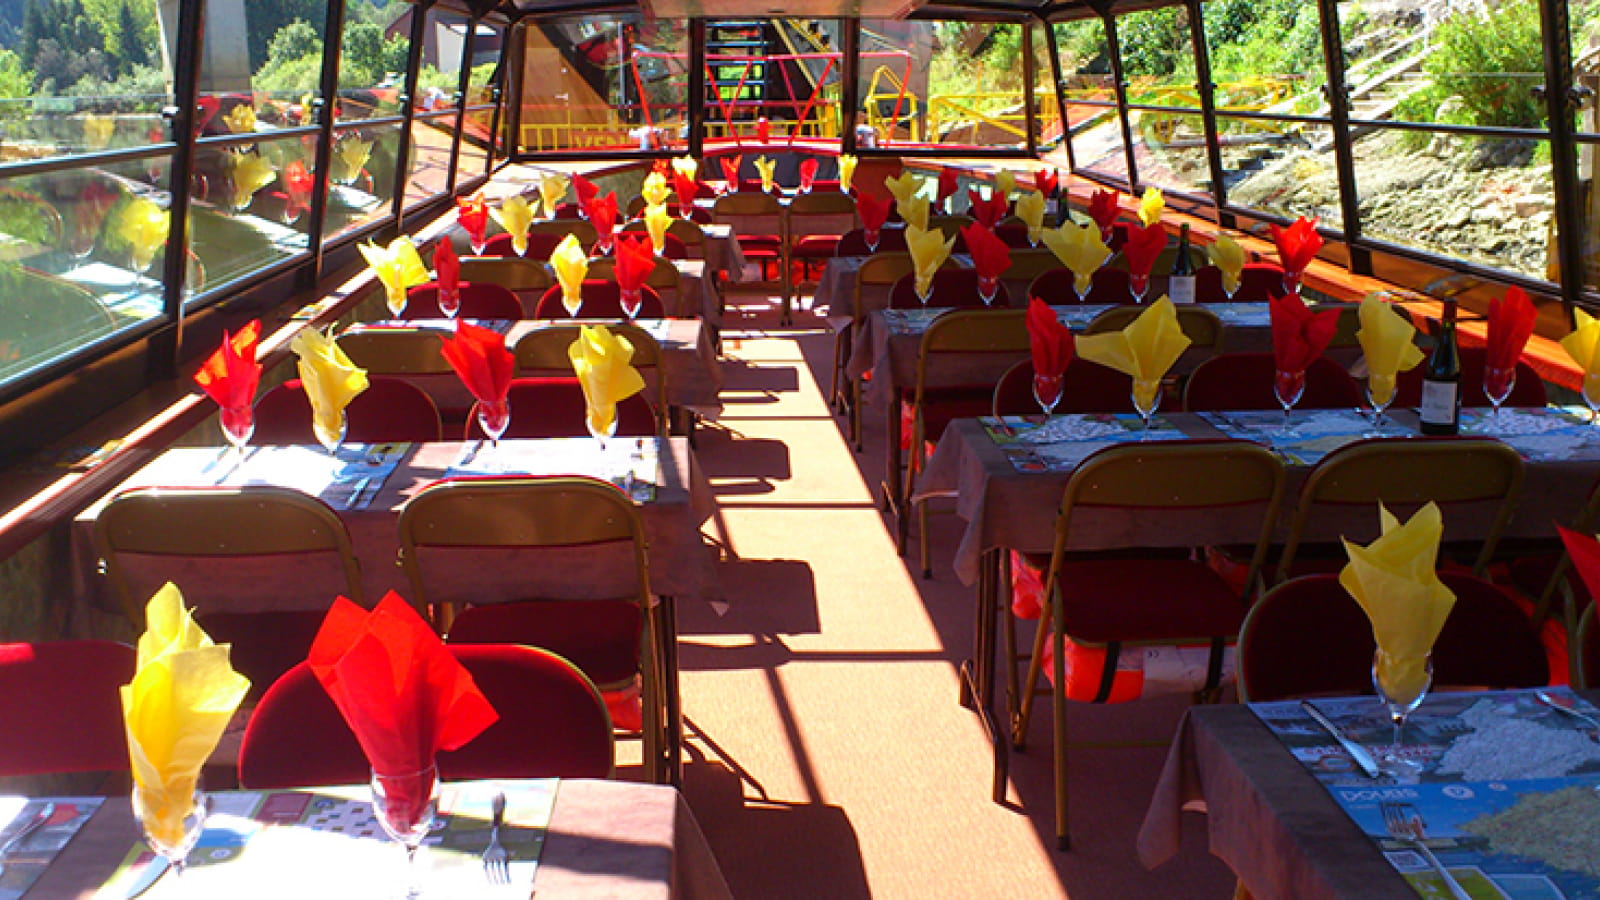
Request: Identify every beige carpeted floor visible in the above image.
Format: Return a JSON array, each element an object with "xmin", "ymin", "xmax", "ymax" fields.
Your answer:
[{"xmin": 664, "ymin": 290, "xmax": 1239, "ymax": 899}]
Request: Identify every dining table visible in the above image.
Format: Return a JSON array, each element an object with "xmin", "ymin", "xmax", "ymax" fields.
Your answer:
[{"xmin": 2, "ymin": 778, "xmax": 733, "ymax": 899}]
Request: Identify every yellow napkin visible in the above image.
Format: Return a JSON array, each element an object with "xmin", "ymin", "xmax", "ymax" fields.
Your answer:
[
  {"xmin": 1340, "ymin": 502, "xmax": 1456, "ymax": 703},
  {"xmin": 539, "ymin": 173, "xmax": 570, "ymax": 219},
  {"xmin": 568, "ymin": 324, "xmax": 646, "ymax": 437},
  {"xmin": 291, "ymin": 327, "xmax": 369, "ymax": 449},
  {"xmin": 641, "ymin": 172, "xmax": 671, "ymax": 208},
  {"xmin": 1561, "ymin": 308, "xmax": 1600, "ymax": 405},
  {"xmin": 1138, "ymin": 187, "xmax": 1164, "ymax": 227},
  {"xmin": 905, "ymin": 224, "xmax": 956, "ymax": 299},
  {"xmin": 996, "ymin": 170, "xmax": 1016, "ymax": 199},
  {"xmin": 672, "ymin": 155, "xmax": 698, "ymax": 180},
  {"xmin": 84, "ymin": 113, "xmax": 115, "ymax": 150},
  {"xmin": 755, "ymin": 156, "xmax": 777, "ymax": 193},
  {"xmin": 838, "ymin": 154, "xmax": 858, "ymax": 193},
  {"xmin": 643, "ymin": 203, "xmax": 672, "ymax": 256},
  {"xmin": 333, "ymin": 138, "xmax": 371, "ymax": 184},
  {"xmin": 1076, "ymin": 296, "xmax": 1192, "ymax": 411},
  {"xmin": 121, "ymin": 583, "xmax": 250, "ymax": 851},
  {"xmin": 358, "ymin": 236, "xmax": 429, "ymax": 316},
  {"xmin": 491, "ymin": 195, "xmax": 534, "ymax": 256},
  {"xmin": 1356, "ymin": 293, "xmax": 1424, "ymax": 406},
  {"xmin": 223, "ymin": 104, "xmax": 256, "ymax": 134},
  {"xmin": 1041, "ymin": 220, "xmax": 1109, "ymax": 296},
  {"xmin": 1207, "ymin": 233, "xmax": 1245, "ymax": 296},
  {"xmin": 117, "ymin": 197, "xmax": 169, "ymax": 272},
  {"xmin": 900, "ymin": 195, "xmax": 930, "ymax": 233},
  {"xmin": 228, "ymin": 151, "xmax": 276, "ymax": 211},
  {"xmin": 551, "ymin": 233, "xmax": 589, "ymax": 316},
  {"xmin": 884, "ymin": 171, "xmax": 920, "ymax": 210},
  {"xmin": 1016, "ymin": 191, "xmax": 1046, "ymax": 244}
]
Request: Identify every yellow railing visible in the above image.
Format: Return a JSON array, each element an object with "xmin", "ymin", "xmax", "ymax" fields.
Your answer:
[{"xmin": 863, "ymin": 65, "xmax": 919, "ymax": 142}]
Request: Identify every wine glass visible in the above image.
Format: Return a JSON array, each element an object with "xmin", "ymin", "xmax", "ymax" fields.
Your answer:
[
  {"xmin": 1274, "ymin": 369, "xmax": 1306, "ymax": 438},
  {"xmin": 1281, "ymin": 269, "xmax": 1303, "ymax": 301},
  {"xmin": 477, "ymin": 399, "xmax": 510, "ymax": 448},
  {"xmin": 1220, "ymin": 271, "xmax": 1240, "ymax": 300},
  {"xmin": 1366, "ymin": 373, "xmax": 1397, "ymax": 437},
  {"xmin": 1483, "ymin": 366, "xmax": 1515, "ymax": 428},
  {"xmin": 1132, "ymin": 378, "xmax": 1161, "ymax": 438},
  {"xmin": 468, "ymin": 232, "xmax": 487, "ymax": 257},
  {"xmin": 595, "ymin": 231, "xmax": 615, "ymax": 257},
  {"xmin": 370, "ymin": 765, "xmax": 440, "ymax": 900},
  {"xmin": 1372, "ymin": 650, "xmax": 1432, "ymax": 776},
  {"xmin": 864, "ymin": 227, "xmax": 881, "ymax": 253},
  {"xmin": 977, "ymin": 274, "xmax": 1000, "ymax": 307},
  {"xmin": 512, "ymin": 235, "xmax": 529, "ymax": 259},
  {"xmin": 220, "ymin": 405, "xmax": 253, "ymax": 459},
  {"xmin": 620, "ymin": 287, "xmax": 643, "ymax": 320},
  {"xmin": 915, "ymin": 278, "xmax": 934, "ymax": 307},
  {"xmin": 133, "ymin": 783, "xmax": 207, "ymax": 881},
  {"xmin": 1073, "ymin": 273, "xmax": 1093, "ymax": 304},
  {"xmin": 587, "ymin": 410, "xmax": 619, "ymax": 449},
  {"xmin": 1129, "ymin": 273, "xmax": 1150, "ymax": 304},
  {"xmin": 314, "ymin": 411, "xmax": 347, "ymax": 456},
  {"xmin": 437, "ymin": 286, "xmax": 460, "ymax": 320},
  {"xmin": 1032, "ymin": 372, "xmax": 1063, "ymax": 423}
]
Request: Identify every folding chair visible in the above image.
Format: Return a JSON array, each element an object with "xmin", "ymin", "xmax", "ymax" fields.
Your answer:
[
  {"xmin": 586, "ymin": 254, "xmax": 685, "ymax": 315},
  {"xmin": 617, "ymin": 221, "xmax": 692, "ymax": 259},
  {"xmin": 991, "ymin": 358, "xmax": 1133, "ymax": 419},
  {"xmin": 0, "ymin": 640, "xmax": 134, "ymax": 775},
  {"xmin": 1182, "ymin": 353, "xmax": 1363, "ymax": 412},
  {"xmin": 461, "ymin": 377, "xmax": 657, "ymax": 441},
  {"xmin": 887, "ymin": 268, "xmax": 1009, "ymax": 310},
  {"xmin": 713, "ymin": 192, "xmax": 791, "ymax": 322},
  {"xmin": 836, "ymin": 227, "xmax": 909, "ymax": 256},
  {"xmin": 837, "ymin": 252, "xmax": 919, "ymax": 449},
  {"xmin": 253, "ymin": 376, "xmax": 443, "ymax": 445},
  {"xmin": 625, "ymin": 197, "xmax": 712, "ymax": 223},
  {"xmin": 787, "ymin": 191, "xmax": 859, "ymax": 282},
  {"xmin": 999, "ymin": 249, "xmax": 1065, "ymax": 302},
  {"xmin": 515, "ymin": 321, "xmax": 669, "ymax": 437},
  {"xmin": 459, "ymin": 256, "xmax": 552, "ymax": 313}
]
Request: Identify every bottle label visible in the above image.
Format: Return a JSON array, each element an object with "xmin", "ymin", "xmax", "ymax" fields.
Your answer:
[
  {"xmin": 1168, "ymin": 275, "xmax": 1196, "ymax": 305},
  {"xmin": 1419, "ymin": 380, "xmax": 1458, "ymax": 427}
]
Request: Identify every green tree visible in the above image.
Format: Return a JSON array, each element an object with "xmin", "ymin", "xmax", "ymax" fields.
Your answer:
[
  {"xmin": 111, "ymin": 1, "xmax": 150, "ymax": 75},
  {"xmin": 243, "ymin": 0, "xmax": 323, "ymax": 71},
  {"xmin": 0, "ymin": 48, "xmax": 34, "ymax": 102},
  {"xmin": 1423, "ymin": 0, "xmax": 1544, "ymax": 128}
]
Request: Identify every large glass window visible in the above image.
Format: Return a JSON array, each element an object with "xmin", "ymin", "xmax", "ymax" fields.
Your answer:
[
  {"xmin": 1033, "ymin": 24, "xmax": 1063, "ymax": 153},
  {"xmin": 1055, "ymin": 18, "xmax": 1125, "ymax": 182},
  {"xmin": 857, "ymin": 20, "xmax": 1028, "ymax": 151},
  {"xmin": 703, "ymin": 20, "xmax": 842, "ymax": 149},
  {"xmin": 458, "ymin": 23, "xmax": 503, "ymax": 185},
  {"xmin": 1117, "ymin": 8, "xmax": 1210, "ymax": 197}
]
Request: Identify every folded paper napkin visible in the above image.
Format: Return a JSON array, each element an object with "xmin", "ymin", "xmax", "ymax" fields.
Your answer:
[
  {"xmin": 1271, "ymin": 216, "xmax": 1322, "ymax": 278},
  {"xmin": 490, "ymin": 195, "xmax": 534, "ymax": 256},
  {"xmin": 1486, "ymin": 286, "xmax": 1537, "ymax": 378},
  {"xmin": 719, "ymin": 156, "xmax": 741, "ymax": 187},
  {"xmin": 456, "ymin": 194, "xmax": 488, "ymax": 245},
  {"xmin": 574, "ymin": 175, "xmax": 598, "ymax": 209},
  {"xmin": 900, "ymin": 195, "xmax": 931, "ymax": 233},
  {"xmin": 671, "ymin": 155, "xmax": 697, "ymax": 180},
  {"xmin": 1041, "ymin": 220, "xmax": 1109, "ymax": 297},
  {"xmin": 1562, "ymin": 308, "xmax": 1600, "ymax": 402},
  {"xmin": 439, "ymin": 318, "xmax": 514, "ymax": 402},
  {"xmin": 1207, "ymin": 233, "xmax": 1246, "ymax": 295},
  {"xmin": 309, "ymin": 593, "xmax": 497, "ymax": 804},
  {"xmin": 799, "ymin": 158, "xmax": 819, "ymax": 192},
  {"xmin": 857, "ymin": 193, "xmax": 891, "ymax": 236},
  {"xmin": 1137, "ymin": 187, "xmax": 1164, "ymax": 228},
  {"xmin": 967, "ymin": 189, "xmax": 1008, "ymax": 230},
  {"xmin": 228, "ymin": 151, "xmax": 275, "ymax": 211},
  {"xmin": 614, "ymin": 233, "xmax": 656, "ymax": 296},
  {"xmin": 641, "ymin": 171, "xmax": 671, "ymax": 208},
  {"xmin": 1269, "ymin": 294, "xmax": 1342, "ymax": 374},
  {"xmin": 1121, "ymin": 222, "xmax": 1169, "ymax": 279},
  {"xmin": 1356, "ymin": 293, "xmax": 1424, "ymax": 406},
  {"xmin": 282, "ymin": 162, "xmax": 314, "ymax": 216},
  {"xmin": 1339, "ymin": 502, "xmax": 1456, "ymax": 704},
  {"xmin": 961, "ymin": 222, "xmax": 1011, "ymax": 283},
  {"xmin": 1558, "ymin": 526, "xmax": 1600, "ymax": 610},
  {"xmin": 539, "ymin": 173, "xmax": 569, "ymax": 219},
  {"xmin": 1075, "ymin": 296, "xmax": 1191, "ymax": 412},
  {"xmin": 569, "ymin": 323, "xmax": 646, "ymax": 437},
  {"xmin": 194, "ymin": 319, "xmax": 261, "ymax": 414},
  {"xmin": 643, "ymin": 204, "xmax": 672, "ymax": 256},
  {"xmin": 905, "ymin": 224, "xmax": 956, "ymax": 299},
  {"xmin": 434, "ymin": 237, "xmax": 459, "ymax": 295},
  {"xmin": 1027, "ymin": 296, "xmax": 1074, "ymax": 379},
  {"xmin": 755, "ymin": 156, "xmax": 777, "ymax": 193},
  {"xmin": 884, "ymin": 171, "xmax": 921, "ymax": 211},
  {"xmin": 1088, "ymin": 189, "xmax": 1121, "ymax": 237},
  {"xmin": 1016, "ymin": 191, "xmax": 1046, "ymax": 244},
  {"xmin": 589, "ymin": 191, "xmax": 619, "ymax": 240},
  {"xmin": 838, "ymin": 154, "xmax": 857, "ymax": 193},
  {"xmin": 937, "ymin": 169, "xmax": 959, "ymax": 207},
  {"xmin": 360, "ymin": 236, "xmax": 431, "ymax": 315},
  {"xmin": 118, "ymin": 197, "xmax": 169, "ymax": 271},
  {"xmin": 291, "ymin": 327, "xmax": 369, "ymax": 450},
  {"xmin": 551, "ymin": 234, "xmax": 590, "ymax": 315},
  {"xmin": 1035, "ymin": 168, "xmax": 1060, "ymax": 198},
  {"xmin": 121, "ymin": 583, "xmax": 250, "ymax": 850},
  {"xmin": 996, "ymin": 171, "xmax": 1016, "ymax": 199},
  {"xmin": 673, "ymin": 171, "xmax": 700, "ymax": 210}
]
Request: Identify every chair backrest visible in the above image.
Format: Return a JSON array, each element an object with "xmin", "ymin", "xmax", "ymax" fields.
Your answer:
[
  {"xmin": 928, "ymin": 215, "xmax": 975, "ymax": 242},
  {"xmin": 836, "ymin": 227, "xmax": 909, "ymax": 256},
  {"xmin": 993, "ymin": 224, "xmax": 1033, "ymax": 248},
  {"xmin": 615, "ymin": 223, "xmax": 692, "ymax": 260},
  {"xmin": 1192, "ymin": 264, "xmax": 1281, "ymax": 303},
  {"xmin": 992, "ymin": 358, "xmax": 1134, "ymax": 418},
  {"xmin": 514, "ymin": 323, "xmax": 667, "ymax": 436},
  {"xmin": 1393, "ymin": 345, "xmax": 1548, "ymax": 408},
  {"xmin": 534, "ymin": 281, "xmax": 665, "ymax": 319},
  {"xmin": 625, "ymin": 197, "xmax": 712, "ymax": 223},
  {"xmin": 400, "ymin": 282, "xmax": 525, "ymax": 320},
  {"xmin": 1183, "ymin": 353, "xmax": 1363, "ymax": 412},
  {"xmin": 483, "ymin": 231, "xmax": 561, "ymax": 261},
  {"xmin": 1084, "ymin": 303, "xmax": 1225, "ymax": 352},
  {"xmin": 1237, "ymin": 573, "xmax": 1550, "ymax": 701},
  {"xmin": 253, "ymin": 376, "xmax": 443, "ymax": 444},
  {"xmin": 338, "ymin": 328, "xmax": 454, "ymax": 375},
  {"xmin": 459, "ymin": 256, "xmax": 553, "ymax": 293},
  {"xmin": 888, "ymin": 268, "xmax": 1007, "ymax": 310},
  {"xmin": 1276, "ymin": 437, "xmax": 1525, "ymax": 580},
  {"xmin": 786, "ymin": 190, "xmax": 858, "ymax": 230},
  {"xmin": 1003, "ymin": 249, "xmax": 1065, "ymax": 290},
  {"xmin": 854, "ymin": 251, "xmax": 918, "ymax": 320},
  {"xmin": 530, "ymin": 218, "xmax": 599, "ymax": 245},
  {"xmin": 914, "ymin": 308, "xmax": 1029, "ymax": 407},
  {"xmin": 0, "ymin": 641, "xmax": 134, "ymax": 775},
  {"xmin": 1027, "ymin": 267, "xmax": 1137, "ymax": 305},
  {"xmin": 714, "ymin": 191, "xmax": 784, "ymax": 224},
  {"xmin": 238, "ymin": 644, "xmax": 615, "ymax": 788},
  {"xmin": 463, "ymin": 376, "xmax": 658, "ymax": 440}
]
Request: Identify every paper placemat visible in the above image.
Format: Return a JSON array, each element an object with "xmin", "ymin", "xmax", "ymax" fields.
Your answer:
[
  {"xmin": 1200, "ymin": 408, "xmax": 1377, "ymax": 465},
  {"xmin": 982, "ymin": 413, "xmax": 1187, "ymax": 472},
  {"xmin": 204, "ymin": 443, "xmax": 410, "ymax": 510},
  {"xmin": 0, "ymin": 797, "xmax": 104, "ymax": 900},
  {"xmin": 446, "ymin": 437, "xmax": 658, "ymax": 502},
  {"xmin": 1461, "ymin": 406, "xmax": 1600, "ymax": 463}
]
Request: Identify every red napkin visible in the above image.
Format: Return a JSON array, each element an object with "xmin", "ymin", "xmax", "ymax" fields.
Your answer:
[
  {"xmin": 589, "ymin": 190, "xmax": 619, "ymax": 234},
  {"xmin": 439, "ymin": 319, "xmax": 513, "ymax": 402},
  {"xmin": 1269, "ymin": 294, "xmax": 1341, "ymax": 373},
  {"xmin": 1088, "ymin": 189, "xmax": 1121, "ymax": 236},
  {"xmin": 309, "ymin": 594, "xmax": 497, "ymax": 816},
  {"xmin": 614, "ymin": 233, "xmax": 655, "ymax": 294},
  {"xmin": 434, "ymin": 238, "xmax": 458, "ymax": 293},
  {"xmin": 967, "ymin": 189, "xmax": 1007, "ymax": 230},
  {"xmin": 1270, "ymin": 216, "xmax": 1323, "ymax": 277},
  {"xmin": 962, "ymin": 222, "xmax": 1011, "ymax": 282},
  {"xmin": 1559, "ymin": 526, "xmax": 1600, "ymax": 606},
  {"xmin": 1026, "ymin": 297, "xmax": 1074, "ymax": 378},
  {"xmin": 937, "ymin": 169, "xmax": 959, "ymax": 208},
  {"xmin": 1121, "ymin": 222, "xmax": 1168, "ymax": 278},
  {"xmin": 857, "ymin": 193, "xmax": 891, "ymax": 235},
  {"xmin": 719, "ymin": 155, "xmax": 742, "ymax": 187},
  {"xmin": 574, "ymin": 175, "xmax": 598, "ymax": 209},
  {"xmin": 194, "ymin": 319, "xmax": 262, "ymax": 413},
  {"xmin": 672, "ymin": 172, "xmax": 700, "ymax": 210},
  {"xmin": 456, "ymin": 195, "xmax": 488, "ymax": 246},
  {"xmin": 1035, "ymin": 169, "xmax": 1060, "ymax": 198},
  {"xmin": 756, "ymin": 118, "xmax": 770, "ymax": 143},
  {"xmin": 799, "ymin": 158, "xmax": 819, "ymax": 192},
  {"xmin": 1487, "ymin": 286, "xmax": 1537, "ymax": 373}
]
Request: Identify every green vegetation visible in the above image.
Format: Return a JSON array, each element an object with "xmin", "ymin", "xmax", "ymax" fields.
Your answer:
[{"xmin": 1397, "ymin": 0, "xmax": 1544, "ymax": 129}]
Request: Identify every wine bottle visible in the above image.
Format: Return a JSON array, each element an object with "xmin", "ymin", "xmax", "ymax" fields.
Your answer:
[
  {"xmin": 1168, "ymin": 224, "xmax": 1196, "ymax": 304},
  {"xmin": 1419, "ymin": 299, "xmax": 1461, "ymax": 435}
]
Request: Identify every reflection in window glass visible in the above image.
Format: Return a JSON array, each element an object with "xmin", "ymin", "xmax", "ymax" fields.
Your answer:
[
  {"xmin": 337, "ymin": 1, "xmax": 412, "ymax": 123},
  {"xmin": 201, "ymin": 0, "xmax": 327, "ymax": 131},
  {"xmin": 327, "ymin": 123, "xmax": 403, "ymax": 239},
  {"xmin": 187, "ymin": 134, "xmax": 317, "ymax": 299},
  {"xmin": 519, "ymin": 16, "xmax": 689, "ymax": 153},
  {"xmin": 704, "ymin": 20, "xmax": 842, "ymax": 148},
  {"xmin": 1070, "ymin": 103, "xmax": 1128, "ymax": 182},
  {"xmin": 405, "ymin": 115, "xmax": 455, "ymax": 211},
  {"xmin": 1218, "ymin": 115, "xmax": 1343, "ymax": 228},
  {"xmin": 1133, "ymin": 113, "xmax": 1210, "ymax": 195},
  {"xmin": 858, "ymin": 20, "xmax": 1027, "ymax": 151},
  {"xmin": 1118, "ymin": 8, "xmax": 1198, "ymax": 109}
]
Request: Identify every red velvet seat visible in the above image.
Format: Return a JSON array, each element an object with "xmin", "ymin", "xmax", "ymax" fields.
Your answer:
[
  {"xmin": 1183, "ymin": 353, "xmax": 1364, "ymax": 412},
  {"xmin": 0, "ymin": 641, "xmax": 133, "ymax": 775},
  {"xmin": 482, "ymin": 231, "xmax": 564, "ymax": 261},
  {"xmin": 462, "ymin": 376, "xmax": 658, "ymax": 440},
  {"xmin": 1394, "ymin": 346, "xmax": 1547, "ymax": 408},
  {"xmin": 253, "ymin": 376, "xmax": 444, "ymax": 445},
  {"xmin": 400, "ymin": 281, "xmax": 525, "ymax": 320},
  {"xmin": 1026, "ymin": 266, "xmax": 1136, "ymax": 305},
  {"xmin": 1189, "ymin": 262, "xmax": 1284, "ymax": 303},
  {"xmin": 612, "ymin": 229, "xmax": 689, "ymax": 260},
  {"xmin": 836, "ymin": 227, "xmax": 909, "ymax": 256},
  {"xmin": 992, "ymin": 358, "xmax": 1134, "ymax": 417},
  {"xmin": 888, "ymin": 269, "xmax": 1010, "ymax": 310},
  {"xmin": 533, "ymin": 281, "xmax": 665, "ymax": 319},
  {"xmin": 238, "ymin": 644, "xmax": 615, "ymax": 788},
  {"xmin": 994, "ymin": 224, "xmax": 1033, "ymax": 248}
]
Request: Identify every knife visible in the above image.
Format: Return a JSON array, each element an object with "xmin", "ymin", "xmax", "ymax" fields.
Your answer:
[
  {"xmin": 344, "ymin": 476, "xmax": 371, "ymax": 510},
  {"xmin": 0, "ymin": 801, "xmax": 55, "ymax": 880},
  {"xmin": 122, "ymin": 854, "xmax": 170, "ymax": 899},
  {"xmin": 1301, "ymin": 700, "xmax": 1382, "ymax": 778}
]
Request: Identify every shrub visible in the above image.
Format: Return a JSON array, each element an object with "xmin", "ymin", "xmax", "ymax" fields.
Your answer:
[{"xmin": 1423, "ymin": 0, "xmax": 1544, "ymax": 129}]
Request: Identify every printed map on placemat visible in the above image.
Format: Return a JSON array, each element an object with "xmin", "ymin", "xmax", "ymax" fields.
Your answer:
[
  {"xmin": 1461, "ymin": 407, "xmax": 1600, "ymax": 463},
  {"xmin": 981, "ymin": 414, "xmax": 1187, "ymax": 472},
  {"xmin": 1200, "ymin": 408, "xmax": 1376, "ymax": 465},
  {"xmin": 0, "ymin": 797, "xmax": 103, "ymax": 900},
  {"xmin": 448, "ymin": 436, "xmax": 659, "ymax": 501},
  {"xmin": 1252, "ymin": 690, "xmax": 1600, "ymax": 899}
]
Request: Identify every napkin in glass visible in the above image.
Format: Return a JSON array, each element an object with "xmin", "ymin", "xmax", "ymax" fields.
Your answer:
[
  {"xmin": 967, "ymin": 188, "xmax": 1008, "ymax": 230},
  {"xmin": 1562, "ymin": 308, "xmax": 1600, "ymax": 403},
  {"xmin": 537, "ymin": 173, "xmax": 568, "ymax": 220},
  {"xmin": 643, "ymin": 203, "xmax": 672, "ymax": 256},
  {"xmin": 936, "ymin": 168, "xmax": 959, "ymax": 211},
  {"xmin": 117, "ymin": 197, "xmax": 169, "ymax": 271},
  {"xmin": 227, "ymin": 151, "xmax": 275, "ymax": 211},
  {"xmin": 640, "ymin": 171, "xmax": 670, "ymax": 208},
  {"xmin": 1339, "ymin": 502, "xmax": 1457, "ymax": 703},
  {"xmin": 1207, "ymin": 233, "xmax": 1246, "ymax": 296},
  {"xmin": 439, "ymin": 319, "xmax": 514, "ymax": 403},
  {"xmin": 1088, "ymin": 189, "xmax": 1121, "ymax": 239},
  {"xmin": 838, "ymin": 154, "xmax": 857, "ymax": 193},
  {"xmin": 755, "ymin": 156, "xmax": 777, "ymax": 193},
  {"xmin": 359, "ymin": 236, "xmax": 429, "ymax": 316},
  {"xmin": 456, "ymin": 193, "xmax": 488, "ymax": 248},
  {"xmin": 799, "ymin": 158, "xmax": 819, "ymax": 193},
  {"xmin": 961, "ymin": 222, "xmax": 1011, "ymax": 287},
  {"xmin": 1486, "ymin": 286, "xmax": 1536, "ymax": 390},
  {"xmin": 574, "ymin": 175, "xmax": 598, "ymax": 210},
  {"xmin": 1356, "ymin": 293, "xmax": 1424, "ymax": 404},
  {"xmin": 899, "ymin": 195, "xmax": 930, "ymax": 233},
  {"xmin": 905, "ymin": 223, "xmax": 956, "ymax": 299},
  {"xmin": 1027, "ymin": 296, "xmax": 1074, "ymax": 379},
  {"xmin": 121, "ymin": 583, "xmax": 250, "ymax": 850},
  {"xmin": 333, "ymin": 138, "xmax": 371, "ymax": 185},
  {"xmin": 1015, "ymin": 190, "xmax": 1046, "ymax": 244},
  {"xmin": 1035, "ymin": 168, "xmax": 1060, "ymax": 199},
  {"xmin": 996, "ymin": 170, "xmax": 1016, "ymax": 200},
  {"xmin": 550, "ymin": 234, "xmax": 589, "ymax": 315},
  {"xmin": 857, "ymin": 192, "xmax": 891, "ymax": 241},
  {"xmin": 1269, "ymin": 293, "xmax": 1341, "ymax": 373},
  {"xmin": 673, "ymin": 171, "xmax": 700, "ymax": 211},
  {"xmin": 1271, "ymin": 216, "xmax": 1323, "ymax": 278},
  {"xmin": 490, "ymin": 195, "xmax": 534, "ymax": 257},
  {"xmin": 1137, "ymin": 187, "xmax": 1164, "ymax": 227},
  {"xmin": 291, "ymin": 327, "xmax": 369, "ymax": 449},
  {"xmin": 194, "ymin": 319, "xmax": 262, "ymax": 419},
  {"xmin": 588, "ymin": 191, "xmax": 619, "ymax": 244},
  {"xmin": 1041, "ymin": 220, "xmax": 1109, "ymax": 297},
  {"xmin": 433, "ymin": 237, "xmax": 458, "ymax": 297},
  {"xmin": 718, "ymin": 155, "xmax": 741, "ymax": 187},
  {"xmin": 671, "ymin": 155, "xmax": 697, "ymax": 180},
  {"xmin": 614, "ymin": 233, "xmax": 656, "ymax": 297},
  {"xmin": 1121, "ymin": 222, "xmax": 1169, "ymax": 281},
  {"xmin": 1075, "ymin": 296, "xmax": 1191, "ymax": 411},
  {"xmin": 569, "ymin": 324, "xmax": 646, "ymax": 437},
  {"xmin": 884, "ymin": 170, "xmax": 920, "ymax": 211}
]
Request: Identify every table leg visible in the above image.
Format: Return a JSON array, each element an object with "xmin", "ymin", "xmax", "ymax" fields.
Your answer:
[
  {"xmin": 883, "ymin": 390, "xmax": 906, "ymax": 553},
  {"xmin": 661, "ymin": 594, "xmax": 682, "ymax": 786}
]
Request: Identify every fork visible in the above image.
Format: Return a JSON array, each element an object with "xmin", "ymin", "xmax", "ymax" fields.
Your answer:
[
  {"xmin": 1379, "ymin": 802, "xmax": 1470, "ymax": 900},
  {"xmin": 0, "ymin": 802, "xmax": 55, "ymax": 880},
  {"xmin": 1536, "ymin": 689, "xmax": 1600, "ymax": 742},
  {"xmin": 481, "ymin": 790, "xmax": 508, "ymax": 884}
]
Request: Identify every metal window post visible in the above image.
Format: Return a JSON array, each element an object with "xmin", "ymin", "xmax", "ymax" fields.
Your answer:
[
  {"xmin": 689, "ymin": 19, "xmax": 706, "ymax": 158},
  {"xmin": 1314, "ymin": 0, "xmax": 1367, "ymax": 272},
  {"xmin": 1538, "ymin": 0, "xmax": 1586, "ymax": 324},
  {"xmin": 1185, "ymin": 0, "xmax": 1227, "ymax": 222},
  {"xmin": 841, "ymin": 20, "xmax": 860, "ymax": 153},
  {"xmin": 1102, "ymin": 9, "xmax": 1140, "ymax": 190},
  {"xmin": 1023, "ymin": 21, "xmax": 1038, "ymax": 156},
  {"xmin": 1044, "ymin": 15, "xmax": 1076, "ymax": 171},
  {"xmin": 391, "ymin": 0, "xmax": 431, "ymax": 230},
  {"xmin": 150, "ymin": 0, "xmax": 205, "ymax": 378},
  {"xmin": 305, "ymin": 0, "xmax": 348, "ymax": 286},
  {"xmin": 446, "ymin": 12, "xmax": 479, "ymax": 194}
]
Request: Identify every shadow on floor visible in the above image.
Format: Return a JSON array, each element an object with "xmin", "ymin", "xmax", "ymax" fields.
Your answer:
[{"xmin": 680, "ymin": 557, "xmax": 820, "ymax": 637}]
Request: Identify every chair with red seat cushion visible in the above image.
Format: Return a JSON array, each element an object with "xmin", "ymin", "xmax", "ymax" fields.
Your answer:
[
  {"xmin": 1183, "ymin": 353, "xmax": 1364, "ymax": 412},
  {"xmin": 836, "ymin": 227, "xmax": 909, "ymax": 256},
  {"xmin": 482, "ymin": 232, "xmax": 564, "ymax": 261},
  {"xmin": 994, "ymin": 224, "xmax": 1033, "ymax": 248},
  {"xmin": 613, "ymin": 225, "xmax": 690, "ymax": 261},
  {"xmin": 0, "ymin": 641, "xmax": 134, "ymax": 775},
  {"xmin": 400, "ymin": 282, "xmax": 525, "ymax": 320},
  {"xmin": 1237, "ymin": 573, "xmax": 1549, "ymax": 702},
  {"xmin": 533, "ymin": 281, "xmax": 665, "ymax": 320},
  {"xmin": 888, "ymin": 268, "xmax": 1010, "ymax": 310},
  {"xmin": 624, "ymin": 197, "xmax": 713, "ymax": 224},
  {"xmin": 237, "ymin": 644, "xmax": 615, "ymax": 789},
  {"xmin": 1393, "ymin": 346, "xmax": 1547, "ymax": 409},
  {"xmin": 787, "ymin": 191, "xmax": 858, "ymax": 281},
  {"xmin": 713, "ymin": 191, "xmax": 791, "ymax": 319},
  {"xmin": 992, "ymin": 358, "xmax": 1134, "ymax": 418},
  {"xmin": 253, "ymin": 376, "xmax": 444, "ymax": 445},
  {"xmin": 1236, "ymin": 263, "xmax": 1287, "ymax": 301},
  {"xmin": 462, "ymin": 377, "xmax": 658, "ymax": 440},
  {"xmin": 1026, "ymin": 266, "xmax": 1136, "ymax": 305}
]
